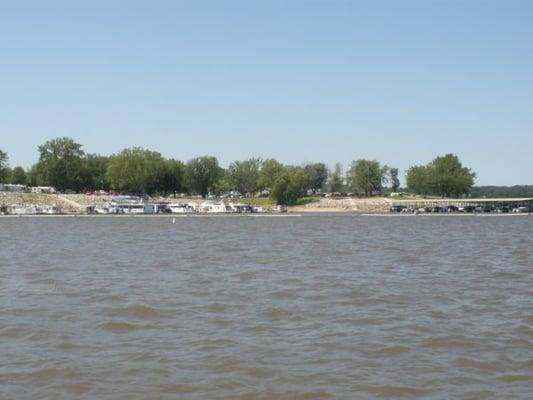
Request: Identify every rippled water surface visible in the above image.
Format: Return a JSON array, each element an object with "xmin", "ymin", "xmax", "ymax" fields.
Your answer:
[{"xmin": 1, "ymin": 215, "xmax": 532, "ymax": 399}]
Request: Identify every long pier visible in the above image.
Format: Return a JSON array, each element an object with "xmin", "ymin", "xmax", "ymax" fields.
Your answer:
[{"xmin": 391, "ymin": 197, "xmax": 533, "ymax": 213}]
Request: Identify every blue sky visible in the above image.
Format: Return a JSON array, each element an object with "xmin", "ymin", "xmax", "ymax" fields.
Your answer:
[{"xmin": 1, "ymin": 0, "xmax": 532, "ymax": 185}]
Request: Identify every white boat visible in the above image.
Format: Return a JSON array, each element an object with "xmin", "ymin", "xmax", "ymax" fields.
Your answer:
[
  {"xmin": 227, "ymin": 203, "xmax": 253, "ymax": 213},
  {"xmin": 122, "ymin": 205, "xmax": 145, "ymax": 214},
  {"xmin": 7, "ymin": 204, "xmax": 62, "ymax": 215},
  {"xmin": 198, "ymin": 202, "xmax": 228, "ymax": 214},
  {"xmin": 94, "ymin": 205, "xmax": 122, "ymax": 214},
  {"xmin": 168, "ymin": 203, "xmax": 196, "ymax": 214},
  {"xmin": 8, "ymin": 204, "xmax": 37, "ymax": 215},
  {"xmin": 44, "ymin": 206, "xmax": 61, "ymax": 214}
]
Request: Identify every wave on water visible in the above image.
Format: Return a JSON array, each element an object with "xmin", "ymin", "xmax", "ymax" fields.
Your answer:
[
  {"xmin": 100, "ymin": 321, "xmax": 140, "ymax": 332},
  {"xmin": 24, "ymin": 368, "xmax": 80, "ymax": 382},
  {"xmin": 55, "ymin": 382, "xmax": 91, "ymax": 395},
  {"xmin": 423, "ymin": 335, "xmax": 480, "ymax": 349},
  {"xmin": 373, "ymin": 345, "xmax": 411, "ymax": 355},
  {"xmin": 100, "ymin": 304, "xmax": 160, "ymax": 319},
  {"xmin": 455, "ymin": 357, "xmax": 504, "ymax": 373},
  {"xmin": 56, "ymin": 342, "xmax": 85, "ymax": 350},
  {"xmin": 358, "ymin": 384, "xmax": 431, "ymax": 397}
]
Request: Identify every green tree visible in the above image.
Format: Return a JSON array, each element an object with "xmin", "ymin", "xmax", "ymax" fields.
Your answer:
[
  {"xmin": 0, "ymin": 149, "xmax": 9, "ymax": 182},
  {"xmin": 257, "ymin": 158, "xmax": 284, "ymax": 190},
  {"xmin": 271, "ymin": 171, "xmax": 292, "ymax": 205},
  {"xmin": 389, "ymin": 168, "xmax": 400, "ymax": 192},
  {"xmin": 428, "ymin": 154, "xmax": 475, "ymax": 197},
  {"xmin": 271, "ymin": 167, "xmax": 309, "ymax": 205},
  {"xmin": 158, "ymin": 159, "xmax": 185, "ymax": 195},
  {"xmin": 213, "ymin": 168, "xmax": 233, "ymax": 193},
  {"xmin": 84, "ymin": 154, "xmax": 110, "ymax": 190},
  {"xmin": 328, "ymin": 163, "xmax": 344, "ymax": 192},
  {"xmin": 346, "ymin": 159, "xmax": 388, "ymax": 196},
  {"xmin": 35, "ymin": 137, "xmax": 87, "ymax": 192},
  {"xmin": 185, "ymin": 156, "xmax": 221, "ymax": 198},
  {"xmin": 304, "ymin": 162, "xmax": 329, "ymax": 191},
  {"xmin": 406, "ymin": 165, "xmax": 431, "ymax": 195},
  {"xmin": 26, "ymin": 164, "xmax": 41, "ymax": 187},
  {"xmin": 106, "ymin": 147, "xmax": 166, "ymax": 194},
  {"xmin": 9, "ymin": 166, "xmax": 27, "ymax": 185},
  {"xmin": 229, "ymin": 158, "xmax": 261, "ymax": 195},
  {"xmin": 287, "ymin": 165, "xmax": 312, "ymax": 193},
  {"xmin": 407, "ymin": 154, "xmax": 475, "ymax": 197}
]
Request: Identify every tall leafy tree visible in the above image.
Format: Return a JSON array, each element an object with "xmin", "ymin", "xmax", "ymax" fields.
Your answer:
[
  {"xmin": 270, "ymin": 167, "xmax": 309, "ymax": 205},
  {"xmin": 185, "ymin": 156, "xmax": 221, "ymax": 198},
  {"xmin": 0, "ymin": 149, "xmax": 9, "ymax": 182},
  {"xmin": 214, "ymin": 168, "xmax": 233, "ymax": 193},
  {"xmin": 229, "ymin": 158, "xmax": 261, "ymax": 195},
  {"xmin": 406, "ymin": 165, "xmax": 431, "ymax": 195},
  {"xmin": 9, "ymin": 167, "xmax": 27, "ymax": 185},
  {"xmin": 328, "ymin": 163, "xmax": 344, "ymax": 193},
  {"xmin": 428, "ymin": 154, "xmax": 475, "ymax": 197},
  {"xmin": 26, "ymin": 164, "xmax": 40, "ymax": 187},
  {"xmin": 389, "ymin": 168, "xmax": 400, "ymax": 192},
  {"xmin": 286, "ymin": 165, "xmax": 311, "ymax": 193},
  {"xmin": 346, "ymin": 159, "xmax": 388, "ymax": 196},
  {"xmin": 35, "ymin": 137, "xmax": 87, "ymax": 192},
  {"xmin": 304, "ymin": 162, "xmax": 329, "ymax": 191},
  {"xmin": 158, "ymin": 159, "xmax": 185, "ymax": 195},
  {"xmin": 406, "ymin": 154, "xmax": 475, "ymax": 197},
  {"xmin": 270, "ymin": 171, "xmax": 293, "ymax": 205},
  {"xmin": 106, "ymin": 147, "xmax": 166, "ymax": 194},
  {"xmin": 84, "ymin": 154, "xmax": 110, "ymax": 190},
  {"xmin": 257, "ymin": 158, "xmax": 284, "ymax": 190}
]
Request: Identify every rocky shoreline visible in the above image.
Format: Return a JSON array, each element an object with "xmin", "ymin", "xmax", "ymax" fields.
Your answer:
[{"xmin": 288, "ymin": 197, "xmax": 392, "ymax": 213}]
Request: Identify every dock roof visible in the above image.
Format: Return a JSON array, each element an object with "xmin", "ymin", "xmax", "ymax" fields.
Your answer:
[{"xmin": 392, "ymin": 197, "xmax": 533, "ymax": 204}]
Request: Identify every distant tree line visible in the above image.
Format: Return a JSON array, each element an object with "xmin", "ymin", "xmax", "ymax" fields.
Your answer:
[
  {"xmin": 1, "ymin": 138, "xmax": 484, "ymax": 204},
  {"xmin": 470, "ymin": 185, "xmax": 533, "ymax": 198}
]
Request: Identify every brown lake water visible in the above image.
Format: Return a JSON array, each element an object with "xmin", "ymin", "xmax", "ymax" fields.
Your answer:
[{"xmin": 0, "ymin": 215, "xmax": 532, "ymax": 399}]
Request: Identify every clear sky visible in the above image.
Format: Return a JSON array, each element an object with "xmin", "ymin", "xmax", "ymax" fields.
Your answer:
[{"xmin": 1, "ymin": 0, "xmax": 532, "ymax": 185}]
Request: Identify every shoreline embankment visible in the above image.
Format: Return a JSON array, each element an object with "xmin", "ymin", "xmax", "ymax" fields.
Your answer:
[
  {"xmin": 0, "ymin": 193, "xmax": 395, "ymax": 215},
  {"xmin": 2, "ymin": 193, "xmax": 532, "ymax": 216}
]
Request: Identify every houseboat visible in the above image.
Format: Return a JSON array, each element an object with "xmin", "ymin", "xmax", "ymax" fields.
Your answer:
[
  {"xmin": 7, "ymin": 204, "xmax": 61, "ymax": 215},
  {"xmin": 168, "ymin": 203, "xmax": 196, "ymax": 214},
  {"xmin": 198, "ymin": 202, "xmax": 228, "ymax": 214}
]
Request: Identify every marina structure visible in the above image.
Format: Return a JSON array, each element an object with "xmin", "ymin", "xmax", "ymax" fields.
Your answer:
[
  {"xmin": 85, "ymin": 198, "xmax": 280, "ymax": 215},
  {"xmin": 391, "ymin": 198, "xmax": 533, "ymax": 213}
]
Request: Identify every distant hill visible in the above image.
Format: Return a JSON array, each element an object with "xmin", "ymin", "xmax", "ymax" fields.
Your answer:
[{"xmin": 470, "ymin": 186, "xmax": 533, "ymax": 198}]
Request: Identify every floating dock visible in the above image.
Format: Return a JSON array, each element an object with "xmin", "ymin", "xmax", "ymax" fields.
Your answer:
[{"xmin": 391, "ymin": 197, "xmax": 533, "ymax": 213}]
